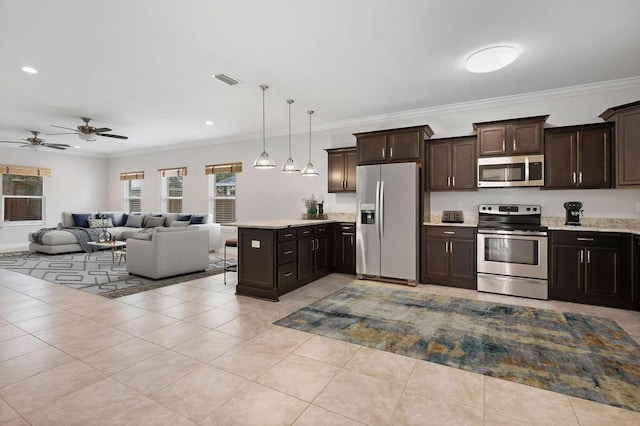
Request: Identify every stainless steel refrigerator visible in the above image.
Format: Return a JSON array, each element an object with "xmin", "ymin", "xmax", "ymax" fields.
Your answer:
[{"xmin": 356, "ymin": 162, "xmax": 419, "ymax": 283}]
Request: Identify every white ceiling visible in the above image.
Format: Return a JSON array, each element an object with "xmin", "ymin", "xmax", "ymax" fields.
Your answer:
[{"xmin": 1, "ymin": 0, "xmax": 639, "ymax": 156}]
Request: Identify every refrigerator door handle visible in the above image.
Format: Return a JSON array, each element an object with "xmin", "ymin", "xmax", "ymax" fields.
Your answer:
[
  {"xmin": 375, "ymin": 180, "xmax": 381, "ymax": 241},
  {"xmin": 380, "ymin": 180, "xmax": 385, "ymax": 239}
]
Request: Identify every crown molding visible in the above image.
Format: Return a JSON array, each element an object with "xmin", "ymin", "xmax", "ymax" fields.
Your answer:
[{"xmin": 107, "ymin": 76, "xmax": 640, "ymax": 159}]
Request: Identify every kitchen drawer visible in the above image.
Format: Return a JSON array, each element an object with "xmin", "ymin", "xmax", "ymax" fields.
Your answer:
[
  {"xmin": 426, "ymin": 226, "xmax": 475, "ymax": 239},
  {"xmin": 298, "ymin": 226, "xmax": 314, "ymax": 238},
  {"xmin": 339, "ymin": 223, "xmax": 355, "ymax": 233},
  {"xmin": 277, "ymin": 262, "xmax": 297, "ymax": 287},
  {"xmin": 550, "ymin": 231, "xmax": 621, "ymax": 248},
  {"xmin": 315, "ymin": 224, "xmax": 330, "ymax": 236},
  {"xmin": 277, "ymin": 241, "xmax": 297, "ymax": 265},
  {"xmin": 277, "ymin": 228, "xmax": 296, "ymax": 242}
]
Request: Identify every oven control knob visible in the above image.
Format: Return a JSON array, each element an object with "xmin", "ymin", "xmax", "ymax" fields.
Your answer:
[
  {"xmin": 533, "ymin": 207, "xmax": 538, "ymax": 212},
  {"xmin": 487, "ymin": 207, "xmax": 492, "ymax": 211},
  {"xmin": 526, "ymin": 207, "xmax": 531, "ymax": 211},
  {"xmin": 481, "ymin": 206, "xmax": 486, "ymax": 211}
]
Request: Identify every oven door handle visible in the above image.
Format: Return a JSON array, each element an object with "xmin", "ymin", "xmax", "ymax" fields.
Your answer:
[{"xmin": 477, "ymin": 229, "xmax": 547, "ymax": 237}]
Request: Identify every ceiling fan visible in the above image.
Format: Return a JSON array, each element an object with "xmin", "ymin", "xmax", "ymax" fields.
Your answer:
[
  {"xmin": 48, "ymin": 117, "xmax": 128, "ymax": 141},
  {"xmin": 0, "ymin": 131, "xmax": 70, "ymax": 150}
]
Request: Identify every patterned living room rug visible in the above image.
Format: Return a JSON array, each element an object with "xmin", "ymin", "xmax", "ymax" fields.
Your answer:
[
  {"xmin": 0, "ymin": 251, "xmax": 236, "ymax": 298},
  {"xmin": 275, "ymin": 283, "xmax": 640, "ymax": 412}
]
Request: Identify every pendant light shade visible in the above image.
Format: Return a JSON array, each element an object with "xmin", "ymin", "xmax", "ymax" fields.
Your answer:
[
  {"xmin": 253, "ymin": 85, "xmax": 276, "ymax": 169},
  {"xmin": 282, "ymin": 99, "xmax": 300, "ymax": 173},
  {"xmin": 301, "ymin": 110, "xmax": 319, "ymax": 176}
]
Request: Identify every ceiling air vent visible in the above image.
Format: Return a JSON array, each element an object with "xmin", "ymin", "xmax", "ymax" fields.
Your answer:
[{"xmin": 213, "ymin": 73, "xmax": 241, "ymax": 86}]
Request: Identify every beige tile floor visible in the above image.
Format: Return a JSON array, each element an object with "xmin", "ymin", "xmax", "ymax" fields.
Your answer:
[{"xmin": 1, "ymin": 260, "xmax": 640, "ymax": 425}]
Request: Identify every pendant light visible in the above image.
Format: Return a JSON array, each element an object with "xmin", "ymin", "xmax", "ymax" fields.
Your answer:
[
  {"xmin": 301, "ymin": 110, "xmax": 319, "ymax": 176},
  {"xmin": 253, "ymin": 85, "xmax": 276, "ymax": 169},
  {"xmin": 281, "ymin": 99, "xmax": 300, "ymax": 173}
]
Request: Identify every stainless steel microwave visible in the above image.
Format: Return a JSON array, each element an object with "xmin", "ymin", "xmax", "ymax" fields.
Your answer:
[{"xmin": 477, "ymin": 154, "xmax": 544, "ymax": 187}]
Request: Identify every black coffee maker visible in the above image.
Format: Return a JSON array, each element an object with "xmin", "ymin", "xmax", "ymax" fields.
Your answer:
[{"xmin": 564, "ymin": 201, "xmax": 583, "ymax": 226}]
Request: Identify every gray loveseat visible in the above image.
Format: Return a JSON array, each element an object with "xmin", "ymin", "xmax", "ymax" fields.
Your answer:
[{"xmin": 28, "ymin": 211, "xmax": 222, "ymax": 254}]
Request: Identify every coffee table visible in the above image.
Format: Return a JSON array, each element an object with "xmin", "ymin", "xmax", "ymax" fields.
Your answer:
[{"xmin": 87, "ymin": 241, "xmax": 127, "ymax": 263}]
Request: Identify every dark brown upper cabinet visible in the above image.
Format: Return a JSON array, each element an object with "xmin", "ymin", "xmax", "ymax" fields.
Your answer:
[
  {"xmin": 354, "ymin": 125, "xmax": 434, "ymax": 165},
  {"xmin": 600, "ymin": 100, "xmax": 640, "ymax": 187},
  {"xmin": 427, "ymin": 136, "xmax": 476, "ymax": 191},
  {"xmin": 326, "ymin": 147, "xmax": 357, "ymax": 193},
  {"xmin": 473, "ymin": 115, "xmax": 548, "ymax": 157},
  {"xmin": 544, "ymin": 123, "xmax": 613, "ymax": 189}
]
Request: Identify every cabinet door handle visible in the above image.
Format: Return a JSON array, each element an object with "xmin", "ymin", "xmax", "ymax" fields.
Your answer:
[
  {"xmin": 342, "ymin": 180, "xmax": 346, "ymax": 189},
  {"xmin": 449, "ymin": 241, "xmax": 453, "ymax": 254},
  {"xmin": 512, "ymin": 139, "xmax": 516, "ymax": 151},
  {"xmin": 452, "ymin": 176, "xmax": 455, "ymax": 187},
  {"xmin": 315, "ymin": 238, "xmax": 319, "ymax": 250},
  {"xmin": 447, "ymin": 176, "xmax": 451, "ymax": 187},
  {"xmin": 579, "ymin": 172, "xmax": 583, "ymax": 184},
  {"xmin": 577, "ymin": 237, "xmax": 594, "ymax": 242},
  {"xmin": 303, "ymin": 230, "xmax": 310, "ymax": 235},
  {"xmin": 351, "ymin": 235, "xmax": 354, "ymax": 246},
  {"xmin": 586, "ymin": 249, "xmax": 591, "ymax": 264},
  {"xmin": 284, "ymin": 250, "xmax": 293, "ymax": 255},
  {"xmin": 572, "ymin": 172, "xmax": 576, "ymax": 184},
  {"xmin": 443, "ymin": 231, "xmax": 456, "ymax": 235},
  {"xmin": 579, "ymin": 249, "xmax": 584, "ymax": 263},
  {"xmin": 382, "ymin": 147, "xmax": 386, "ymax": 159},
  {"xmin": 445, "ymin": 241, "xmax": 449, "ymax": 253},
  {"xmin": 284, "ymin": 233, "xmax": 293, "ymax": 238},
  {"xmin": 284, "ymin": 272, "xmax": 293, "ymax": 277},
  {"xmin": 311, "ymin": 239, "xmax": 315, "ymax": 251},
  {"xmin": 390, "ymin": 147, "xmax": 394, "ymax": 158},
  {"xmin": 342, "ymin": 226, "xmax": 351, "ymax": 230},
  {"xmin": 502, "ymin": 140, "xmax": 505, "ymax": 152}
]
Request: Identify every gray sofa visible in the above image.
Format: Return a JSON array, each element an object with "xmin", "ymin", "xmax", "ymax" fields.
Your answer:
[
  {"xmin": 28, "ymin": 211, "xmax": 222, "ymax": 254},
  {"xmin": 126, "ymin": 228, "xmax": 209, "ymax": 279}
]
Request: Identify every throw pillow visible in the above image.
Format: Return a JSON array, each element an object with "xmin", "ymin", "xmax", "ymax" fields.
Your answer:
[
  {"xmin": 145, "ymin": 216, "xmax": 166, "ymax": 228},
  {"xmin": 87, "ymin": 218, "xmax": 114, "ymax": 228},
  {"xmin": 190, "ymin": 215, "xmax": 205, "ymax": 224},
  {"xmin": 177, "ymin": 214, "xmax": 192, "ymax": 222},
  {"xmin": 124, "ymin": 214, "xmax": 144, "ymax": 228},
  {"xmin": 170, "ymin": 220, "xmax": 190, "ymax": 227},
  {"xmin": 121, "ymin": 213, "xmax": 128, "ymax": 226},
  {"xmin": 98, "ymin": 213, "xmax": 116, "ymax": 225},
  {"xmin": 72, "ymin": 213, "xmax": 92, "ymax": 228}
]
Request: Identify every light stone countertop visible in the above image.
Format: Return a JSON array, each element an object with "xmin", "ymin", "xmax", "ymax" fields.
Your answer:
[
  {"xmin": 424, "ymin": 216, "xmax": 640, "ymax": 235},
  {"xmin": 232, "ymin": 219, "xmax": 338, "ymax": 229}
]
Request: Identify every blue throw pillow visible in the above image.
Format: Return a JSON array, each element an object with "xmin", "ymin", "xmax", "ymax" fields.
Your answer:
[
  {"xmin": 121, "ymin": 213, "xmax": 128, "ymax": 226},
  {"xmin": 177, "ymin": 214, "xmax": 192, "ymax": 222},
  {"xmin": 190, "ymin": 215, "xmax": 205, "ymax": 224},
  {"xmin": 72, "ymin": 213, "xmax": 92, "ymax": 228}
]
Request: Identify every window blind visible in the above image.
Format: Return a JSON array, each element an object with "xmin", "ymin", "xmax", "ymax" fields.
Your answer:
[
  {"xmin": 205, "ymin": 162, "xmax": 242, "ymax": 175},
  {"xmin": 157, "ymin": 167, "xmax": 187, "ymax": 177},
  {"xmin": 120, "ymin": 171, "xmax": 145, "ymax": 181},
  {"xmin": 0, "ymin": 165, "xmax": 51, "ymax": 177}
]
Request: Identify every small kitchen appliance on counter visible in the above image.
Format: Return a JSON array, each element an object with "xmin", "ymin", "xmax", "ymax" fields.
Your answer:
[{"xmin": 563, "ymin": 201, "xmax": 583, "ymax": 226}]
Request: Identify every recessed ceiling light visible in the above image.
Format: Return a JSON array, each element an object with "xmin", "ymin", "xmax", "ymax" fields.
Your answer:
[
  {"xmin": 21, "ymin": 66, "xmax": 38, "ymax": 74},
  {"xmin": 74, "ymin": 146, "xmax": 81, "ymax": 149},
  {"xmin": 205, "ymin": 121, "xmax": 214, "ymax": 126},
  {"xmin": 465, "ymin": 46, "xmax": 518, "ymax": 73}
]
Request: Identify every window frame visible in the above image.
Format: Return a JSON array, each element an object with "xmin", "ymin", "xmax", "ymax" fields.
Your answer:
[
  {"xmin": 1, "ymin": 174, "xmax": 46, "ymax": 226},
  {"xmin": 208, "ymin": 172, "xmax": 237, "ymax": 224},
  {"xmin": 162, "ymin": 175, "xmax": 184, "ymax": 213},
  {"xmin": 122, "ymin": 178, "xmax": 143, "ymax": 213}
]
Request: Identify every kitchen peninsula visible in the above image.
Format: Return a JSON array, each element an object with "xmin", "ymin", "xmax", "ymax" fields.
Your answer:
[{"xmin": 234, "ymin": 219, "xmax": 338, "ymax": 301}]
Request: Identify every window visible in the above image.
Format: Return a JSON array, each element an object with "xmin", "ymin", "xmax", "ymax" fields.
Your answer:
[
  {"xmin": 206, "ymin": 162, "xmax": 241, "ymax": 224},
  {"xmin": 158, "ymin": 167, "xmax": 187, "ymax": 213},
  {"xmin": 1, "ymin": 165, "xmax": 49, "ymax": 223},
  {"xmin": 120, "ymin": 171, "xmax": 144, "ymax": 213}
]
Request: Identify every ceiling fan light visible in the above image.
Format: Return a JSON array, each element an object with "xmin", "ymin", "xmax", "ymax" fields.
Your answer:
[
  {"xmin": 301, "ymin": 162, "xmax": 319, "ymax": 176},
  {"xmin": 21, "ymin": 66, "xmax": 38, "ymax": 74},
  {"xmin": 465, "ymin": 46, "xmax": 518, "ymax": 73},
  {"xmin": 78, "ymin": 133, "xmax": 95, "ymax": 141},
  {"xmin": 253, "ymin": 151, "xmax": 277, "ymax": 169}
]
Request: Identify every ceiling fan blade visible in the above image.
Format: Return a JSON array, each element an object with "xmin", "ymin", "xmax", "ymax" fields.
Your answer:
[
  {"xmin": 0, "ymin": 140, "xmax": 25, "ymax": 144},
  {"xmin": 93, "ymin": 127, "xmax": 112, "ymax": 133},
  {"xmin": 46, "ymin": 132, "xmax": 79, "ymax": 135},
  {"xmin": 97, "ymin": 133, "xmax": 128, "ymax": 139},
  {"xmin": 50, "ymin": 125, "xmax": 78, "ymax": 131},
  {"xmin": 41, "ymin": 143, "xmax": 68, "ymax": 150}
]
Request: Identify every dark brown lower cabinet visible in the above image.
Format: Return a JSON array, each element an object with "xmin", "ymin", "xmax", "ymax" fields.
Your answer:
[
  {"xmin": 422, "ymin": 226, "xmax": 476, "ymax": 289},
  {"xmin": 334, "ymin": 223, "xmax": 356, "ymax": 274},
  {"xmin": 236, "ymin": 224, "xmax": 334, "ymax": 301},
  {"xmin": 549, "ymin": 231, "xmax": 635, "ymax": 310}
]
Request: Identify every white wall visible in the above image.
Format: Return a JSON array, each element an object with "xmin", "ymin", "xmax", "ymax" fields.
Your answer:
[{"xmin": 0, "ymin": 148, "xmax": 107, "ymax": 250}]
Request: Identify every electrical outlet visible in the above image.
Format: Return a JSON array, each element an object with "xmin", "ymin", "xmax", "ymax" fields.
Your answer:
[
  {"xmin": 456, "ymin": 202, "xmax": 462, "ymax": 210},
  {"xmin": 636, "ymin": 203, "xmax": 640, "ymax": 213}
]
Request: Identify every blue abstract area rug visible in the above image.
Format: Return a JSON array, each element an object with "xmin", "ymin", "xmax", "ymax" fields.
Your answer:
[
  {"xmin": 274, "ymin": 283, "xmax": 640, "ymax": 412},
  {"xmin": 0, "ymin": 251, "xmax": 236, "ymax": 299}
]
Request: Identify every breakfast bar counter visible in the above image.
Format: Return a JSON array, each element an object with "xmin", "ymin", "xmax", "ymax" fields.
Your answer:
[{"xmin": 233, "ymin": 219, "xmax": 337, "ymax": 301}]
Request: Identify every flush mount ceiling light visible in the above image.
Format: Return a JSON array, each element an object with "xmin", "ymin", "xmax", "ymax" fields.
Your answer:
[
  {"xmin": 301, "ymin": 110, "xmax": 319, "ymax": 176},
  {"xmin": 253, "ymin": 85, "xmax": 277, "ymax": 169},
  {"xmin": 205, "ymin": 121, "xmax": 214, "ymax": 126},
  {"xmin": 281, "ymin": 99, "xmax": 300, "ymax": 174},
  {"xmin": 465, "ymin": 46, "xmax": 518, "ymax": 73},
  {"xmin": 21, "ymin": 66, "xmax": 38, "ymax": 74}
]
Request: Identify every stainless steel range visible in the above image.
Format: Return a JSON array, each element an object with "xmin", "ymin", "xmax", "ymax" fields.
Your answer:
[{"xmin": 476, "ymin": 204, "xmax": 548, "ymax": 300}]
